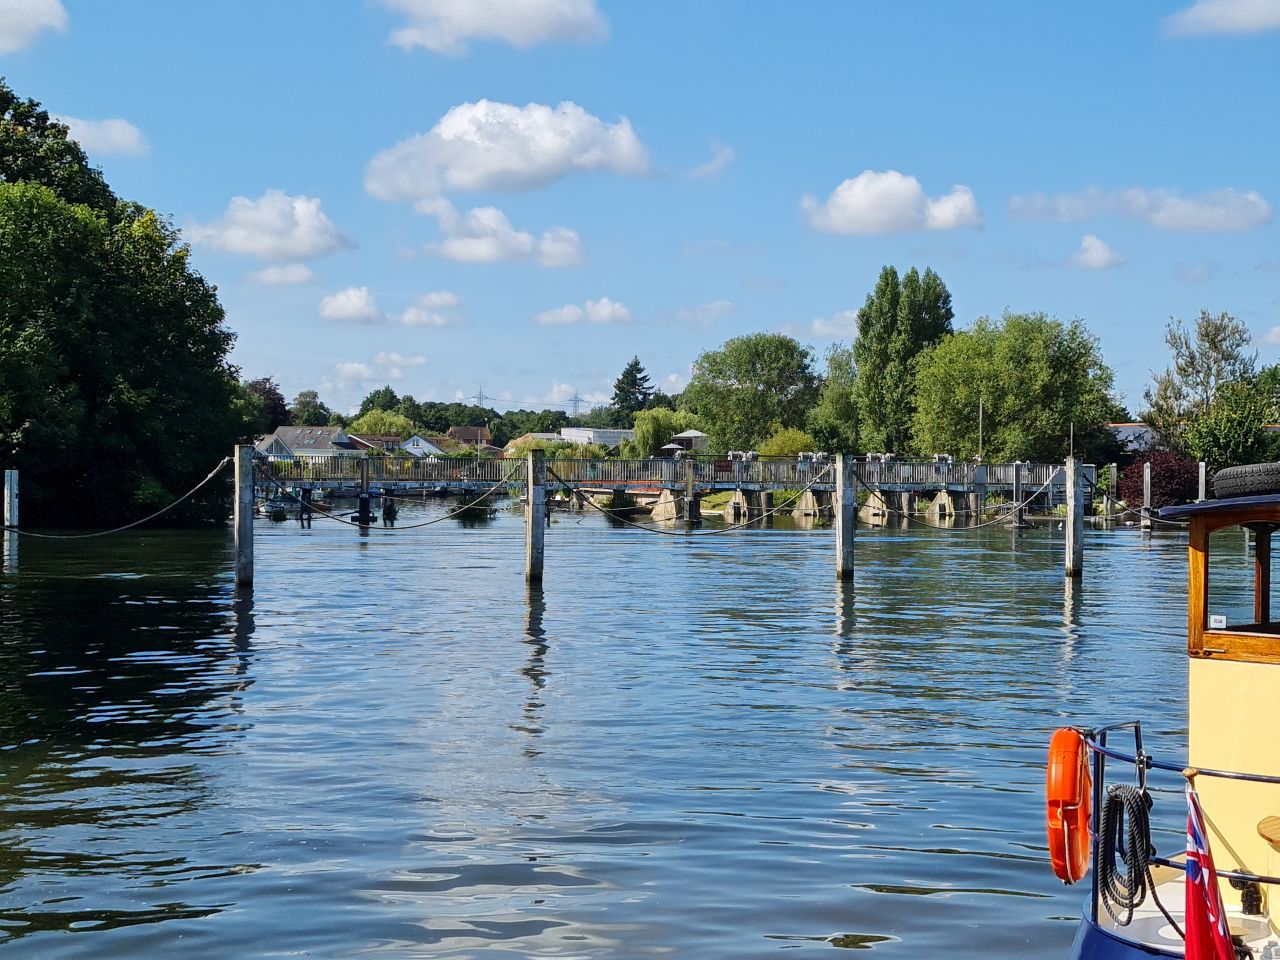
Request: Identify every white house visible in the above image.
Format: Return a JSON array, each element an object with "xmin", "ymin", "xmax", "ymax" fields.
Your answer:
[
  {"xmin": 400, "ymin": 434, "xmax": 448, "ymax": 457},
  {"xmin": 559, "ymin": 427, "xmax": 636, "ymax": 449}
]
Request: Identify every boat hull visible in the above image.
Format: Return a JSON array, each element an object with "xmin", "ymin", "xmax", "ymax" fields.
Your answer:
[{"xmin": 1068, "ymin": 917, "xmax": 1179, "ymax": 960}]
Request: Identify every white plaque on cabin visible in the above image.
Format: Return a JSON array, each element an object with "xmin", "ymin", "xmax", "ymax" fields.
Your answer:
[{"xmin": 1209, "ymin": 614, "xmax": 1227, "ymax": 630}]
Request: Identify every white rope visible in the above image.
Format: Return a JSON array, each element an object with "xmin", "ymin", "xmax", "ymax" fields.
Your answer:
[{"xmin": 1, "ymin": 458, "xmax": 232, "ymax": 539}]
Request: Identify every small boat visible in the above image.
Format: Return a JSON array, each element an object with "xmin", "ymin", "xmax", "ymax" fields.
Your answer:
[
  {"xmin": 255, "ymin": 498, "xmax": 291, "ymax": 521},
  {"xmin": 1047, "ymin": 475, "xmax": 1280, "ymax": 958}
]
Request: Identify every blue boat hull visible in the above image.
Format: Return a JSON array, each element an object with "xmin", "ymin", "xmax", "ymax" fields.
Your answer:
[{"xmin": 1069, "ymin": 917, "xmax": 1179, "ymax": 960}]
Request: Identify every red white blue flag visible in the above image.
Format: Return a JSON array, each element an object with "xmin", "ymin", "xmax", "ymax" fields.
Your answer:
[{"xmin": 1186, "ymin": 784, "xmax": 1235, "ymax": 960}]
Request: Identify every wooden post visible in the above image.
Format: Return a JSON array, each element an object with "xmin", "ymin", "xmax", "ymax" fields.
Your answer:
[
  {"xmin": 356, "ymin": 458, "xmax": 372, "ymax": 526},
  {"xmin": 835, "ymin": 454, "xmax": 855, "ymax": 580},
  {"xmin": 525, "ymin": 450, "xmax": 545, "ymax": 582},
  {"xmin": 3, "ymin": 469, "xmax": 16, "ymax": 529},
  {"xmin": 1108, "ymin": 462, "xmax": 1117, "ymax": 519},
  {"xmin": 972, "ymin": 463, "xmax": 988, "ymax": 520},
  {"xmin": 682, "ymin": 457, "xmax": 701, "ymax": 527},
  {"xmin": 1142, "ymin": 460, "xmax": 1153, "ymax": 533},
  {"xmin": 1012, "ymin": 461, "xmax": 1024, "ymax": 527},
  {"xmin": 1198, "ymin": 461, "xmax": 1207, "ymax": 502},
  {"xmin": 234, "ymin": 445, "xmax": 254, "ymax": 587},
  {"xmin": 1065, "ymin": 456, "xmax": 1084, "ymax": 578}
]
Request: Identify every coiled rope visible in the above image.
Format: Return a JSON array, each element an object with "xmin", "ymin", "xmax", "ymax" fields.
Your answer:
[
  {"xmin": 0, "ymin": 458, "xmax": 231, "ymax": 540},
  {"xmin": 1097, "ymin": 783, "xmax": 1183, "ymax": 936}
]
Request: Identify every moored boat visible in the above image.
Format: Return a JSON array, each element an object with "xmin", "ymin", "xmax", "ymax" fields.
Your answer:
[{"xmin": 1048, "ymin": 479, "xmax": 1280, "ymax": 958}]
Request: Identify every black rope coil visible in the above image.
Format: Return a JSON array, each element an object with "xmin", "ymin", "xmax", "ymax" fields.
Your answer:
[{"xmin": 1097, "ymin": 783, "xmax": 1183, "ymax": 937}]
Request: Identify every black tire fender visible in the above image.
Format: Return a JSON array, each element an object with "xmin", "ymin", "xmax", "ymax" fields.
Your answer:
[{"xmin": 1211, "ymin": 461, "xmax": 1280, "ymax": 499}]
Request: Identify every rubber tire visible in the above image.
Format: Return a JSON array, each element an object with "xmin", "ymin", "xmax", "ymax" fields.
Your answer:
[{"xmin": 1211, "ymin": 461, "xmax": 1280, "ymax": 499}]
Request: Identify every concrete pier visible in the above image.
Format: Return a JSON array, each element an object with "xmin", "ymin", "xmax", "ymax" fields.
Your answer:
[
  {"xmin": 1065, "ymin": 456, "xmax": 1083, "ymax": 578},
  {"xmin": 525, "ymin": 451, "xmax": 546, "ymax": 582},
  {"xmin": 234, "ymin": 445, "xmax": 254, "ymax": 587},
  {"xmin": 835, "ymin": 454, "xmax": 855, "ymax": 580}
]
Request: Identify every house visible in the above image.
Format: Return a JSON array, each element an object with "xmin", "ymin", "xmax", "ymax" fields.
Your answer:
[
  {"xmin": 558, "ymin": 427, "xmax": 635, "ymax": 450},
  {"xmin": 669, "ymin": 429, "xmax": 709, "ymax": 452},
  {"xmin": 1107, "ymin": 422, "xmax": 1155, "ymax": 451},
  {"xmin": 446, "ymin": 425, "xmax": 493, "ymax": 447},
  {"xmin": 400, "ymin": 434, "xmax": 448, "ymax": 457},
  {"xmin": 348, "ymin": 434, "xmax": 403, "ymax": 454},
  {"xmin": 256, "ymin": 425, "xmax": 359, "ymax": 459},
  {"xmin": 504, "ymin": 432, "xmax": 561, "ymax": 455}
]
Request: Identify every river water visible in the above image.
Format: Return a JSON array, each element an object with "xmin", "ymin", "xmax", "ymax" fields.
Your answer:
[{"xmin": 0, "ymin": 502, "xmax": 1241, "ymax": 958}]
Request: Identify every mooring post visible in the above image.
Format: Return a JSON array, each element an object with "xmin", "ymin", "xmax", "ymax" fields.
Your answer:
[
  {"xmin": 1108, "ymin": 462, "xmax": 1117, "ymax": 520},
  {"xmin": 1065, "ymin": 456, "xmax": 1084, "ymax": 578},
  {"xmin": 357, "ymin": 458, "xmax": 372, "ymax": 527},
  {"xmin": 682, "ymin": 457, "xmax": 701, "ymax": 527},
  {"xmin": 525, "ymin": 450, "xmax": 546, "ymax": 582},
  {"xmin": 3, "ymin": 469, "xmax": 16, "ymax": 530},
  {"xmin": 972, "ymin": 463, "xmax": 988, "ymax": 520},
  {"xmin": 234, "ymin": 445, "xmax": 254, "ymax": 587},
  {"xmin": 1012, "ymin": 461, "xmax": 1024, "ymax": 527},
  {"xmin": 1141, "ymin": 461, "xmax": 1152, "ymax": 533},
  {"xmin": 1198, "ymin": 461, "xmax": 1207, "ymax": 502},
  {"xmin": 835, "ymin": 454, "xmax": 855, "ymax": 580}
]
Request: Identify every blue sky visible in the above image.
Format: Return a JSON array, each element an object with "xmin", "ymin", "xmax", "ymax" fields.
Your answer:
[{"xmin": 2, "ymin": 0, "xmax": 1279, "ymax": 416}]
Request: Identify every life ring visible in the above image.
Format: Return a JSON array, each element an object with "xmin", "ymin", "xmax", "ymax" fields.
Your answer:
[{"xmin": 1046, "ymin": 727, "xmax": 1092, "ymax": 884}]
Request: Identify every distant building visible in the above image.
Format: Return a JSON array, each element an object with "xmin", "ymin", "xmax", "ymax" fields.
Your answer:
[
  {"xmin": 669, "ymin": 429, "xmax": 709, "ymax": 452},
  {"xmin": 446, "ymin": 425, "xmax": 493, "ymax": 447},
  {"xmin": 1108, "ymin": 422, "xmax": 1155, "ymax": 451},
  {"xmin": 558, "ymin": 427, "xmax": 635, "ymax": 450},
  {"xmin": 256, "ymin": 426, "xmax": 359, "ymax": 459},
  {"xmin": 400, "ymin": 434, "xmax": 448, "ymax": 457},
  {"xmin": 348, "ymin": 433, "xmax": 403, "ymax": 454}
]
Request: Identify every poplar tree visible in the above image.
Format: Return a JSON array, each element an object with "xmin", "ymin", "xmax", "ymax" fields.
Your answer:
[{"xmin": 852, "ymin": 266, "xmax": 953, "ymax": 453}]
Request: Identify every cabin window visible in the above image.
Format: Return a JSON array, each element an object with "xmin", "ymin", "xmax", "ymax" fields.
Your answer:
[{"xmin": 1206, "ymin": 525, "xmax": 1277, "ymax": 635}]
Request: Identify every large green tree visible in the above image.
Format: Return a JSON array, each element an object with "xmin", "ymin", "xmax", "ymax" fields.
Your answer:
[
  {"xmin": 807, "ymin": 343, "xmax": 858, "ymax": 453},
  {"xmin": 1183, "ymin": 380, "xmax": 1278, "ymax": 470},
  {"xmin": 623, "ymin": 408, "xmax": 703, "ymax": 458},
  {"xmin": 289, "ymin": 389, "xmax": 332, "ymax": 427},
  {"xmin": 852, "ymin": 266, "xmax": 953, "ymax": 453},
  {"xmin": 244, "ymin": 377, "xmax": 290, "ymax": 432},
  {"xmin": 912, "ymin": 311, "xmax": 1122, "ymax": 462},
  {"xmin": 1143, "ymin": 310, "xmax": 1255, "ymax": 450},
  {"xmin": 610, "ymin": 356, "xmax": 653, "ymax": 417},
  {"xmin": 0, "ymin": 79, "xmax": 252, "ymax": 525},
  {"xmin": 681, "ymin": 333, "xmax": 819, "ymax": 451}
]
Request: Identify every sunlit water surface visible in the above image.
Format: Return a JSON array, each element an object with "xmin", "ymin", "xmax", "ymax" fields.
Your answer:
[{"xmin": 0, "ymin": 503, "xmax": 1240, "ymax": 958}]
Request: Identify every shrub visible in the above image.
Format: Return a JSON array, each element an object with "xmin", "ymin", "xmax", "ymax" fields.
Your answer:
[{"xmin": 1118, "ymin": 450, "xmax": 1199, "ymax": 508}]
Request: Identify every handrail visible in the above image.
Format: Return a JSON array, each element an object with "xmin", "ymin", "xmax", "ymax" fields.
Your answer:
[{"xmin": 1085, "ymin": 728, "xmax": 1280, "ymax": 786}]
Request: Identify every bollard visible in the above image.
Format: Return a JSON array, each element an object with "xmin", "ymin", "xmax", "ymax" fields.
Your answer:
[
  {"xmin": 835, "ymin": 454, "xmax": 855, "ymax": 580},
  {"xmin": 1065, "ymin": 456, "xmax": 1084, "ymax": 578},
  {"xmin": 234, "ymin": 446, "xmax": 254, "ymax": 586},
  {"xmin": 1142, "ymin": 461, "xmax": 1152, "ymax": 533},
  {"xmin": 526, "ymin": 450, "xmax": 545, "ymax": 582}
]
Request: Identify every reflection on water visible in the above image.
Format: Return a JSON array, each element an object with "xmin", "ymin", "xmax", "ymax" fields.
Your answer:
[{"xmin": 0, "ymin": 507, "xmax": 1204, "ymax": 958}]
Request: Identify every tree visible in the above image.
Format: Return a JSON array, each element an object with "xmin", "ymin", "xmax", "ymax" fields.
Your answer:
[
  {"xmin": 358, "ymin": 385, "xmax": 400, "ymax": 417},
  {"xmin": 853, "ymin": 266, "xmax": 954, "ymax": 453},
  {"xmin": 758, "ymin": 427, "xmax": 818, "ymax": 457},
  {"xmin": 1118, "ymin": 451, "xmax": 1199, "ymax": 508},
  {"xmin": 1143, "ymin": 310, "xmax": 1255, "ymax": 450},
  {"xmin": 244, "ymin": 377, "xmax": 290, "ymax": 432},
  {"xmin": 807, "ymin": 344, "xmax": 858, "ymax": 453},
  {"xmin": 681, "ymin": 333, "xmax": 819, "ymax": 451},
  {"xmin": 1, "ymin": 80, "xmax": 115, "ymax": 212},
  {"xmin": 1183, "ymin": 380, "xmax": 1278, "ymax": 470},
  {"xmin": 624, "ymin": 408, "xmax": 703, "ymax": 458},
  {"xmin": 349, "ymin": 409, "xmax": 415, "ymax": 439},
  {"xmin": 289, "ymin": 389, "xmax": 332, "ymax": 427},
  {"xmin": 911, "ymin": 312, "xmax": 1122, "ymax": 462},
  {"xmin": 611, "ymin": 356, "xmax": 653, "ymax": 416}
]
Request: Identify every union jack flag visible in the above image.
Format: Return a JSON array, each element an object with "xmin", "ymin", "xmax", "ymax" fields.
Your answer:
[{"xmin": 1186, "ymin": 784, "xmax": 1235, "ymax": 960}]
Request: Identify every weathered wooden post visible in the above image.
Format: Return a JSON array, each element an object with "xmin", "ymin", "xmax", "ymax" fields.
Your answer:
[
  {"xmin": 835, "ymin": 454, "xmax": 855, "ymax": 580},
  {"xmin": 1065, "ymin": 456, "xmax": 1084, "ymax": 578},
  {"xmin": 234, "ymin": 446, "xmax": 254, "ymax": 587},
  {"xmin": 1198, "ymin": 461, "xmax": 1207, "ymax": 502},
  {"xmin": 356, "ymin": 458, "xmax": 373, "ymax": 527},
  {"xmin": 525, "ymin": 450, "xmax": 545, "ymax": 582},
  {"xmin": 1142, "ymin": 460, "xmax": 1153, "ymax": 533},
  {"xmin": 1012, "ymin": 461, "xmax": 1024, "ymax": 527},
  {"xmin": 1108, "ymin": 462, "xmax": 1118, "ymax": 520},
  {"xmin": 971, "ymin": 462, "xmax": 988, "ymax": 521},
  {"xmin": 3, "ymin": 468, "xmax": 16, "ymax": 570}
]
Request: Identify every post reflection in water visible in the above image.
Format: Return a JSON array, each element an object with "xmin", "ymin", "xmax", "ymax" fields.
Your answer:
[{"xmin": 513, "ymin": 585, "xmax": 549, "ymax": 747}]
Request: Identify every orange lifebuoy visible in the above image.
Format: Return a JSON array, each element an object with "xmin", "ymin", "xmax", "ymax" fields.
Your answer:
[{"xmin": 1046, "ymin": 727, "xmax": 1093, "ymax": 884}]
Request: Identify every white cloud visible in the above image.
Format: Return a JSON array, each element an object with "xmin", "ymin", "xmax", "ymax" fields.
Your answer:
[
  {"xmin": 247, "ymin": 263, "xmax": 314, "ymax": 285},
  {"xmin": 397, "ymin": 291, "xmax": 462, "ymax": 327},
  {"xmin": 425, "ymin": 201, "xmax": 582, "ymax": 267},
  {"xmin": 802, "ymin": 170, "xmax": 983, "ymax": 234},
  {"xmin": 0, "ymin": 0, "xmax": 66, "ymax": 54},
  {"xmin": 335, "ymin": 361, "xmax": 376, "ymax": 383},
  {"xmin": 381, "ymin": 0, "xmax": 607, "ymax": 55},
  {"xmin": 366, "ymin": 99, "xmax": 649, "ymax": 203},
  {"xmin": 1010, "ymin": 186, "xmax": 1272, "ymax": 232},
  {"xmin": 319, "ymin": 287, "xmax": 382, "ymax": 323},
  {"xmin": 673, "ymin": 300, "xmax": 733, "ymax": 328},
  {"xmin": 688, "ymin": 143, "xmax": 734, "ymax": 179},
  {"xmin": 1164, "ymin": 0, "xmax": 1280, "ymax": 35},
  {"xmin": 375, "ymin": 351, "xmax": 427, "ymax": 367},
  {"xmin": 534, "ymin": 296, "xmax": 632, "ymax": 326},
  {"xmin": 1264, "ymin": 326, "xmax": 1280, "ymax": 346},
  {"xmin": 811, "ymin": 309, "xmax": 860, "ymax": 337},
  {"xmin": 1068, "ymin": 234, "xmax": 1126, "ymax": 269},
  {"xmin": 53, "ymin": 116, "xmax": 146, "ymax": 155},
  {"xmin": 190, "ymin": 190, "xmax": 348, "ymax": 260}
]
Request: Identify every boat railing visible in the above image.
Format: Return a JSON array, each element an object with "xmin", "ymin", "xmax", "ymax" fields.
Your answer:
[{"xmin": 1083, "ymin": 721, "xmax": 1280, "ymax": 913}]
